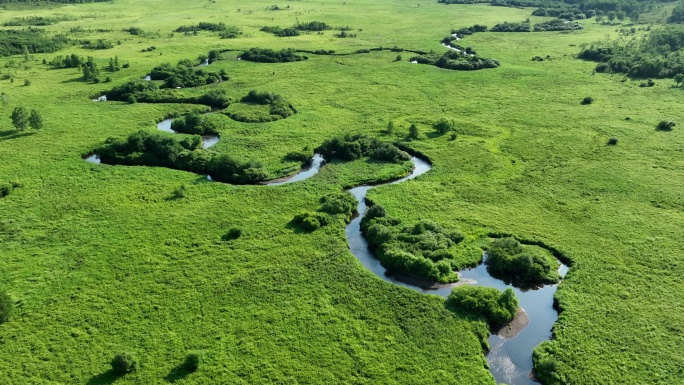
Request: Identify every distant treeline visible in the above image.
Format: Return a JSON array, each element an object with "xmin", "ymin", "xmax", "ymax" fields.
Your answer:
[
  {"xmin": 438, "ymin": 0, "xmax": 656, "ymax": 21},
  {"xmin": 0, "ymin": 0, "xmax": 109, "ymax": 3},
  {"xmin": 579, "ymin": 26, "xmax": 684, "ymax": 78},
  {"xmin": 106, "ymin": 80, "xmax": 231, "ymax": 108},
  {"xmin": 450, "ymin": 20, "xmax": 582, "ymax": 39},
  {"xmin": 0, "ymin": 28, "xmax": 68, "ymax": 56},
  {"xmin": 2, "ymin": 15, "xmax": 75, "ymax": 26}
]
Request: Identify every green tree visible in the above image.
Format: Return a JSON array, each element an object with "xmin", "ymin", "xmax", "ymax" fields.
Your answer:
[
  {"xmin": 82, "ymin": 57, "xmax": 99, "ymax": 81},
  {"xmin": 21, "ymin": 45, "xmax": 30, "ymax": 62},
  {"xmin": 11, "ymin": 106, "xmax": 29, "ymax": 131},
  {"xmin": 29, "ymin": 109, "xmax": 43, "ymax": 131},
  {"xmin": 616, "ymin": 10, "xmax": 626, "ymax": 22},
  {"xmin": 629, "ymin": 11, "xmax": 640, "ymax": 24},
  {"xmin": 607, "ymin": 11, "xmax": 617, "ymax": 23},
  {"xmin": 408, "ymin": 123, "xmax": 419, "ymax": 139},
  {"xmin": 674, "ymin": 73, "xmax": 684, "ymax": 86},
  {"xmin": 386, "ymin": 121, "xmax": 394, "ymax": 135}
]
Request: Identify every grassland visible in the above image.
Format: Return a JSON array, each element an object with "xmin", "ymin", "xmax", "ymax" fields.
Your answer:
[{"xmin": 0, "ymin": 0, "xmax": 683, "ymax": 384}]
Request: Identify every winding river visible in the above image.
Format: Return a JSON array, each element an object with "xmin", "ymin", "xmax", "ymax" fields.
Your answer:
[
  {"xmin": 84, "ymin": 122, "xmax": 565, "ymax": 383},
  {"xmin": 345, "ymin": 157, "xmax": 568, "ymax": 385}
]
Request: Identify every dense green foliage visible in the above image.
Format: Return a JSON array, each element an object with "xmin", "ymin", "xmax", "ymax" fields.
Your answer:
[
  {"xmin": 453, "ymin": 24, "xmax": 488, "ymax": 37},
  {"xmin": 260, "ymin": 26, "xmax": 301, "ymax": 37},
  {"xmin": 183, "ymin": 351, "xmax": 202, "ymax": 372},
  {"xmin": 295, "ymin": 21, "xmax": 332, "ymax": 31},
  {"xmin": 95, "ymin": 130, "xmax": 268, "ymax": 184},
  {"xmin": 410, "ymin": 50, "xmax": 500, "ymax": 71},
  {"xmin": 534, "ymin": 18, "xmax": 584, "ymax": 31},
  {"xmin": 174, "ymin": 22, "xmax": 233, "ymax": 33},
  {"xmin": 485, "ymin": 237, "xmax": 561, "ymax": 286},
  {"xmin": 670, "ymin": 1, "xmax": 684, "ymax": 23},
  {"xmin": 447, "ymin": 287, "xmax": 519, "ymax": 329},
  {"xmin": 491, "ymin": 21, "xmax": 531, "ymax": 32},
  {"xmin": 317, "ymin": 134, "xmax": 410, "ymax": 163},
  {"xmin": 239, "ymin": 47, "xmax": 307, "ymax": 63},
  {"xmin": 80, "ymin": 39, "xmax": 113, "ymax": 50},
  {"xmin": 149, "ymin": 61, "xmax": 229, "ymax": 88},
  {"xmin": 2, "ymin": 15, "xmax": 73, "ymax": 26},
  {"xmin": 0, "ymin": 29, "xmax": 68, "ymax": 56},
  {"xmin": 49, "ymin": 53, "xmax": 83, "ymax": 68},
  {"xmin": 579, "ymin": 26, "xmax": 684, "ymax": 78},
  {"xmin": 170, "ymin": 113, "xmax": 222, "ymax": 135},
  {"xmin": 110, "ymin": 352, "xmax": 138, "ymax": 375},
  {"xmin": 361, "ymin": 205, "xmax": 468, "ymax": 283}
]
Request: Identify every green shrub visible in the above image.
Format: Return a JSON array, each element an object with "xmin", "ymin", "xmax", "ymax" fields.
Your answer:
[
  {"xmin": 183, "ymin": 351, "xmax": 202, "ymax": 372},
  {"xmin": 111, "ymin": 352, "xmax": 138, "ymax": 375},
  {"xmin": 316, "ymin": 134, "xmax": 409, "ymax": 163},
  {"xmin": 291, "ymin": 212, "xmax": 329, "ymax": 232},
  {"xmin": 434, "ymin": 118, "xmax": 455, "ymax": 134},
  {"xmin": 447, "ymin": 286, "xmax": 519, "ymax": 329},
  {"xmin": 223, "ymin": 228, "xmax": 242, "ymax": 240},
  {"xmin": 656, "ymin": 120, "xmax": 676, "ymax": 131},
  {"xmin": 171, "ymin": 113, "xmax": 222, "ymax": 135},
  {"xmin": 581, "ymin": 96, "xmax": 594, "ymax": 105},
  {"xmin": 607, "ymin": 137, "xmax": 618, "ymax": 145},
  {"xmin": 319, "ymin": 192, "xmax": 357, "ymax": 219},
  {"xmin": 0, "ymin": 183, "xmax": 13, "ymax": 197},
  {"xmin": 0, "ymin": 291, "xmax": 13, "ymax": 324},
  {"xmin": 485, "ymin": 237, "xmax": 560, "ymax": 285}
]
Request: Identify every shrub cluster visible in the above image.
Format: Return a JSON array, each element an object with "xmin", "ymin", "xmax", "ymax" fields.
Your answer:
[
  {"xmin": 80, "ymin": 39, "xmax": 113, "ymax": 50},
  {"xmin": 532, "ymin": 5, "xmax": 588, "ymax": 20},
  {"xmin": 239, "ymin": 48, "xmax": 307, "ymax": 63},
  {"xmin": 171, "ymin": 113, "xmax": 222, "ymax": 135},
  {"xmin": 149, "ymin": 61, "xmax": 229, "ymax": 88},
  {"xmin": 111, "ymin": 352, "xmax": 138, "ymax": 375},
  {"xmin": 291, "ymin": 192, "xmax": 357, "ymax": 231},
  {"xmin": 656, "ymin": 120, "xmax": 676, "ymax": 131},
  {"xmin": 579, "ymin": 26, "xmax": 684, "ymax": 79},
  {"xmin": 485, "ymin": 237, "xmax": 560, "ymax": 286},
  {"xmin": 95, "ymin": 131, "xmax": 267, "ymax": 184},
  {"xmin": 225, "ymin": 91, "xmax": 296, "ymax": 123},
  {"xmin": 260, "ymin": 26, "xmax": 300, "ymax": 37},
  {"xmin": 295, "ymin": 21, "xmax": 332, "ymax": 31},
  {"xmin": 533, "ymin": 19, "xmax": 584, "ymax": 31},
  {"xmin": 174, "ymin": 22, "xmax": 237, "ymax": 33},
  {"xmin": 490, "ymin": 21, "xmax": 531, "ymax": 32},
  {"xmin": 410, "ymin": 50, "xmax": 500, "ymax": 71},
  {"xmin": 360, "ymin": 205, "xmax": 465, "ymax": 283},
  {"xmin": 316, "ymin": 134, "xmax": 411, "ymax": 163},
  {"xmin": 452, "ymin": 24, "xmax": 488, "ymax": 37},
  {"xmin": 0, "ymin": 29, "xmax": 69, "ymax": 56},
  {"xmin": 447, "ymin": 286, "xmax": 519, "ymax": 329},
  {"xmin": 49, "ymin": 53, "xmax": 83, "ymax": 68}
]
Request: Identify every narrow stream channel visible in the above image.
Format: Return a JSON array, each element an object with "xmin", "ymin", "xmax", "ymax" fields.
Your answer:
[{"xmin": 345, "ymin": 157, "xmax": 567, "ymax": 385}]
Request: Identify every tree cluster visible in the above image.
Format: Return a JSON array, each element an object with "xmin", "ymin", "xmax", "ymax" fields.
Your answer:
[
  {"xmin": 316, "ymin": 134, "xmax": 411, "ymax": 163},
  {"xmin": 260, "ymin": 26, "xmax": 300, "ymax": 37},
  {"xmin": 291, "ymin": 192, "xmax": 357, "ymax": 231},
  {"xmin": 95, "ymin": 130, "xmax": 268, "ymax": 184},
  {"xmin": 239, "ymin": 48, "xmax": 307, "ymax": 63},
  {"xmin": 174, "ymin": 22, "xmax": 236, "ymax": 33},
  {"xmin": 579, "ymin": 26, "xmax": 684, "ymax": 79},
  {"xmin": 491, "ymin": 21, "xmax": 531, "ymax": 32},
  {"xmin": 0, "ymin": 29, "xmax": 68, "ymax": 57},
  {"xmin": 170, "ymin": 113, "xmax": 222, "ymax": 135},
  {"xmin": 447, "ymin": 286, "xmax": 519, "ymax": 329},
  {"xmin": 485, "ymin": 237, "xmax": 560, "ymax": 287},
  {"xmin": 149, "ymin": 61, "xmax": 228, "ymax": 88},
  {"xmin": 410, "ymin": 50, "xmax": 500, "ymax": 71},
  {"xmin": 533, "ymin": 19, "xmax": 584, "ymax": 31},
  {"xmin": 361, "ymin": 205, "xmax": 466, "ymax": 283},
  {"xmin": 10, "ymin": 107, "xmax": 43, "ymax": 131}
]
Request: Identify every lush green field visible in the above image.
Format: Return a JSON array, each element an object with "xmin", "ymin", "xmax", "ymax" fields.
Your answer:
[{"xmin": 1, "ymin": 0, "xmax": 683, "ymax": 384}]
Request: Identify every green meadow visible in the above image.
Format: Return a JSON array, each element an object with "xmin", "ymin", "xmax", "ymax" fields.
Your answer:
[{"xmin": 0, "ymin": 0, "xmax": 683, "ymax": 384}]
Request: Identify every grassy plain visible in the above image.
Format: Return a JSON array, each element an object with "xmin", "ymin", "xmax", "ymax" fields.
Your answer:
[{"xmin": 0, "ymin": 0, "xmax": 683, "ymax": 384}]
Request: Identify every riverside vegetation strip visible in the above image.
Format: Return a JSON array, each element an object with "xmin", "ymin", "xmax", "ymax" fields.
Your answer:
[{"xmin": 0, "ymin": 0, "xmax": 684, "ymax": 384}]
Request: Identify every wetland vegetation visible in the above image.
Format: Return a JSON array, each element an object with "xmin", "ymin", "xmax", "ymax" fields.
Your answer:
[{"xmin": 0, "ymin": 0, "xmax": 683, "ymax": 384}]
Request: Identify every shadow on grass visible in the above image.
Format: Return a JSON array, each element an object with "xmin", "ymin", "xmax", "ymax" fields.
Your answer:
[
  {"xmin": 164, "ymin": 364, "xmax": 192, "ymax": 383},
  {"xmin": 0, "ymin": 130, "xmax": 34, "ymax": 142},
  {"xmin": 86, "ymin": 370, "xmax": 118, "ymax": 385}
]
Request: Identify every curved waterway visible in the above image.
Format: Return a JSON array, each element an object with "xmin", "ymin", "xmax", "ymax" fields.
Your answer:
[{"xmin": 345, "ymin": 157, "xmax": 568, "ymax": 385}]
